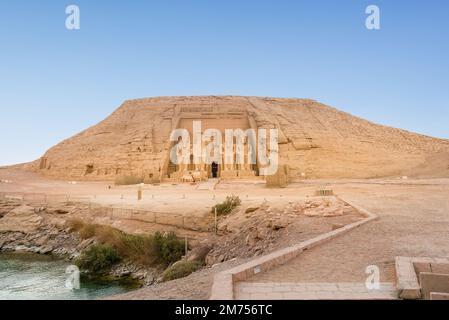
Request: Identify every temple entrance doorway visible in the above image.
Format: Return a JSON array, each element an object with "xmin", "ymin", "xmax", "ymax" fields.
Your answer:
[{"xmin": 211, "ymin": 162, "xmax": 218, "ymax": 178}]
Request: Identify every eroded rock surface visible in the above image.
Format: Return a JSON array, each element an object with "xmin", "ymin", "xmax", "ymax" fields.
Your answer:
[
  {"xmin": 23, "ymin": 96, "xmax": 449, "ymax": 181},
  {"xmin": 205, "ymin": 197, "xmax": 363, "ymax": 265},
  {"xmin": 0, "ymin": 205, "xmax": 43, "ymax": 233}
]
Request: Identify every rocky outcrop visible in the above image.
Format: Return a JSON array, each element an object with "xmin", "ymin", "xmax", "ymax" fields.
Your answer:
[
  {"xmin": 0, "ymin": 205, "xmax": 43, "ymax": 233},
  {"xmin": 290, "ymin": 198, "xmax": 352, "ymax": 217},
  {"xmin": 0, "ymin": 199, "xmax": 21, "ymax": 218},
  {"xmin": 0, "ymin": 198, "xmax": 81, "ymax": 255},
  {"xmin": 110, "ymin": 263, "xmax": 159, "ymax": 286},
  {"xmin": 186, "ymin": 245, "xmax": 212, "ymax": 263},
  {"xmin": 0, "ymin": 225, "xmax": 81, "ymax": 258},
  {"xmin": 204, "ymin": 197, "xmax": 361, "ymax": 265},
  {"xmin": 0, "ymin": 198, "xmax": 154, "ymax": 285}
]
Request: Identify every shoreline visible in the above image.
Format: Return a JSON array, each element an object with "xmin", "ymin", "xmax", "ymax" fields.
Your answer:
[
  {"xmin": 0, "ymin": 198, "xmax": 164, "ymax": 288},
  {"xmin": 0, "ymin": 251, "xmax": 141, "ymax": 300}
]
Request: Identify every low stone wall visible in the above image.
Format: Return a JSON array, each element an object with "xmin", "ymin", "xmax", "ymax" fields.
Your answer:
[
  {"xmin": 0, "ymin": 192, "xmax": 91, "ymax": 206},
  {"xmin": 0, "ymin": 192, "xmax": 213, "ymax": 232},
  {"xmin": 89, "ymin": 205, "xmax": 212, "ymax": 232},
  {"xmin": 210, "ymin": 196, "xmax": 379, "ymax": 300}
]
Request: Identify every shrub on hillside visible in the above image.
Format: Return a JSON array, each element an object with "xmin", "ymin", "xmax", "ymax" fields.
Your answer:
[
  {"xmin": 116, "ymin": 232, "xmax": 158, "ymax": 265},
  {"xmin": 67, "ymin": 218, "xmax": 84, "ymax": 232},
  {"xmin": 79, "ymin": 223, "xmax": 96, "ymax": 239},
  {"xmin": 211, "ymin": 195, "xmax": 241, "ymax": 216},
  {"xmin": 161, "ymin": 260, "xmax": 202, "ymax": 282},
  {"xmin": 153, "ymin": 232, "xmax": 185, "ymax": 265},
  {"xmin": 76, "ymin": 244, "xmax": 121, "ymax": 274},
  {"xmin": 69, "ymin": 219, "xmax": 184, "ymax": 267}
]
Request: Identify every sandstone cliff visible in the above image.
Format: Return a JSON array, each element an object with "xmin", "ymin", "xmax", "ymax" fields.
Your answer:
[{"xmin": 25, "ymin": 96, "xmax": 449, "ymax": 180}]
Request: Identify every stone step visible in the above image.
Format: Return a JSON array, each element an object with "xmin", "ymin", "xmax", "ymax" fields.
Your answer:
[{"xmin": 234, "ymin": 282, "xmax": 398, "ymax": 300}]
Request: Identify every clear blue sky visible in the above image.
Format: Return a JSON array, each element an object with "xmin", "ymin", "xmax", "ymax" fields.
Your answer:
[{"xmin": 1, "ymin": 0, "xmax": 448, "ymax": 165}]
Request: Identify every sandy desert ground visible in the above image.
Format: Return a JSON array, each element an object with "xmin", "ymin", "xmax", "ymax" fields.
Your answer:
[{"xmin": 1, "ymin": 167, "xmax": 448, "ymax": 299}]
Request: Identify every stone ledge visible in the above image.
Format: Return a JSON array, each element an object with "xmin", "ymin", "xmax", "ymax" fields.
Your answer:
[
  {"xmin": 395, "ymin": 256, "xmax": 449, "ymax": 300},
  {"xmin": 209, "ymin": 196, "xmax": 379, "ymax": 300}
]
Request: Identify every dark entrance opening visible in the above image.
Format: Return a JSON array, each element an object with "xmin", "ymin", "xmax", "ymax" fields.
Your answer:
[{"xmin": 211, "ymin": 162, "xmax": 218, "ymax": 178}]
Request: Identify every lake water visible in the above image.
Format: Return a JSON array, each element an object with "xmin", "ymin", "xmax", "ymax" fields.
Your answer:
[{"xmin": 0, "ymin": 252, "xmax": 138, "ymax": 300}]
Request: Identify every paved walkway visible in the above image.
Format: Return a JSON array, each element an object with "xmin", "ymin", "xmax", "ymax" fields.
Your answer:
[
  {"xmin": 235, "ymin": 282, "xmax": 397, "ymax": 300},
  {"xmin": 235, "ymin": 182, "xmax": 449, "ymax": 299}
]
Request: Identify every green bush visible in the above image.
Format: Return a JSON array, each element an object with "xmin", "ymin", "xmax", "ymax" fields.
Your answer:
[
  {"xmin": 70, "ymin": 220, "xmax": 184, "ymax": 267},
  {"xmin": 153, "ymin": 232, "xmax": 185, "ymax": 266},
  {"xmin": 114, "ymin": 175, "xmax": 143, "ymax": 185},
  {"xmin": 161, "ymin": 260, "xmax": 202, "ymax": 282},
  {"xmin": 211, "ymin": 195, "xmax": 241, "ymax": 216},
  {"xmin": 117, "ymin": 233, "xmax": 158, "ymax": 265},
  {"xmin": 76, "ymin": 244, "xmax": 121, "ymax": 274}
]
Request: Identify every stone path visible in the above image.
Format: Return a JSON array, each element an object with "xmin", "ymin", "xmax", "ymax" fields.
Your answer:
[
  {"xmin": 235, "ymin": 182, "xmax": 449, "ymax": 299},
  {"xmin": 235, "ymin": 282, "xmax": 397, "ymax": 300}
]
